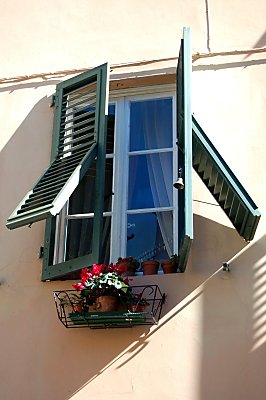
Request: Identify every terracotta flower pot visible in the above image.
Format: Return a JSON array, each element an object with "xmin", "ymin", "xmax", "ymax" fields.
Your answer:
[
  {"xmin": 116, "ymin": 257, "xmax": 139, "ymax": 276},
  {"xmin": 141, "ymin": 260, "xmax": 159, "ymax": 275},
  {"xmin": 73, "ymin": 303, "xmax": 84, "ymax": 313},
  {"xmin": 95, "ymin": 295, "xmax": 120, "ymax": 312},
  {"xmin": 129, "ymin": 304, "xmax": 146, "ymax": 312},
  {"xmin": 117, "ymin": 260, "xmax": 136, "ymax": 276},
  {"xmin": 162, "ymin": 261, "xmax": 178, "ymax": 274}
]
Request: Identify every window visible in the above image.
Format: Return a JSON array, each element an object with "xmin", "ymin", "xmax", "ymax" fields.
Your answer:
[
  {"xmin": 53, "ymin": 94, "xmax": 177, "ymax": 274},
  {"xmin": 7, "ymin": 28, "xmax": 261, "ymax": 281}
]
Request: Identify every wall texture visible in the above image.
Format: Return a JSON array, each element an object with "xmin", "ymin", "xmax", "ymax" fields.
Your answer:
[{"xmin": 0, "ymin": 1, "xmax": 266, "ymax": 399}]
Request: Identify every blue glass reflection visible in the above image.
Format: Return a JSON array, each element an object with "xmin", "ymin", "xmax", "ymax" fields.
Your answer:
[
  {"xmin": 128, "ymin": 153, "xmax": 173, "ymax": 210},
  {"xmin": 108, "ymin": 104, "xmax": 115, "ymax": 115},
  {"xmin": 127, "ymin": 212, "xmax": 173, "ymax": 261}
]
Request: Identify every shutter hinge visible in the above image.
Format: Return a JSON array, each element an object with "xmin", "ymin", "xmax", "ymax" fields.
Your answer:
[
  {"xmin": 50, "ymin": 94, "xmax": 56, "ymax": 107},
  {"xmin": 38, "ymin": 246, "xmax": 44, "ymax": 258},
  {"xmin": 50, "ymin": 94, "xmax": 58, "ymax": 108}
]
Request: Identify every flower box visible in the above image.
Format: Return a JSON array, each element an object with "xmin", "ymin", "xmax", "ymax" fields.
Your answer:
[
  {"xmin": 54, "ymin": 284, "xmax": 165, "ymax": 329},
  {"xmin": 68, "ymin": 311, "xmax": 147, "ymax": 326}
]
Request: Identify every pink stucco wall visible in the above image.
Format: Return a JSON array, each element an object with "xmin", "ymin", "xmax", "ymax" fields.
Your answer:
[{"xmin": 0, "ymin": 1, "xmax": 266, "ymax": 399}]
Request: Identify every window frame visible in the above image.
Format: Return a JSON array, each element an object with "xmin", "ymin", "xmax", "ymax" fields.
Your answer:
[
  {"xmin": 49, "ymin": 89, "xmax": 179, "ymax": 273},
  {"xmin": 109, "ymin": 91, "xmax": 178, "ymax": 263}
]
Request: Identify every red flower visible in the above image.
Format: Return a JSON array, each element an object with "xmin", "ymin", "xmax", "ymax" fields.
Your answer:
[
  {"xmin": 72, "ymin": 283, "xmax": 85, "ymax": 290},
  {"xmin": 92, "ymin": 263, "xmax": 105, "ymax": 275},
  {"xmin": 117, "ymin": 264, "xmax": 127, "ymax": 275},
  {"xmin": 81, "ymin": 268, "xmax": 88, "ymax": 278},
  {"xmin": 106, "ymin": 263, "xmax": 115, "ymax": 272}
]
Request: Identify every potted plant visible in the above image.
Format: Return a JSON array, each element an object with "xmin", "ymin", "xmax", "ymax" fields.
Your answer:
[
  {"xmin": 141, "ymin": 259, "xmax": 159, "ymax": 275},
  {"xmin": 116, "ymin": 256, "xmax": 140, "ymax": 276},
  {"xmin": 161, "ymin": 254, "xmax": 179, "ymax": 274},
  {"xmin": 72, "ymin": 263, "xmax": 130, "ymax": 312},
  {"xmin": 59, "ymin": 292, "xmax": 87, "ymax": 312},
  {"xmin": 127, "ymin": 292, "xmax": 149, "ymax": 312}
]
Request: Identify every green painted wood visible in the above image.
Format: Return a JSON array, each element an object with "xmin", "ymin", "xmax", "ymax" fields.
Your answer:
[
  {"xmin": 177, "ymin": 27, "xmax": 193, "ymax": 272},
  {"xmin": 68, "ymin": 311, "xmax": 146, "ymax": 326},
  {"xmin": 41, "ymin": 64, "xmax": 109, "ymax": 280},
  {"xmin": 42, "ymin": 253, "xmax": 96, "ymax": 281},
  {"xmin": 6, "ymin": 63, "xmax": 109, "ymax": 230},
  {"xmin": 192, "ymin": 116, "xmax": 261, "ymax": 241}
]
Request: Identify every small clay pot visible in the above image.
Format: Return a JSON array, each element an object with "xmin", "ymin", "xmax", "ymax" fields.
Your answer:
[
  {"xmin": 141, "ymin": 260, "xmax": 159, "ymax": 275},
  {"xmin": 129, "ymin": 304, "xmax": 146, "ymax": 312},
  {"xmin": 116, "ymin": 259, "xmax": 137, "ymax": 276},
  {"xmin": 73, "ymin": 303, "xmax": 84, "ymax": 313},
  {"xmin": 162, "ymin": 261, "xmax": 178, "ymax": 274}
]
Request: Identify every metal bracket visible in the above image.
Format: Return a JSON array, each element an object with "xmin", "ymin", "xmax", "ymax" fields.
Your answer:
[
  {"xmin": 222, "ymin": 262, "xmax": 230, "ymax": 272},
  {"xmin": 50, "ymin": 94, "xmax": 56, "ymax": 107},
  {"xmin": 38, "ymin": 246, "xmax": 44, "ymax": 259}
]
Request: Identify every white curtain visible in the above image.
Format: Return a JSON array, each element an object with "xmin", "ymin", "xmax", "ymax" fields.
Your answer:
[{"xmin": 143, "ymin": 100, "xmax": 173, "ymax": 257}]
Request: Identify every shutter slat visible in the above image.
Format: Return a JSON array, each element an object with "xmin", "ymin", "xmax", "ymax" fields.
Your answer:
[
  {"xmin": 59, "ymin": 122, "xmax": 95, "ymax": 140},
  {"xmin": 63, "ymin": 88, "xmax": 96, "ymax": 104},
  {"xmin": 60, "ymin": 110, "xmax": 95, "ymax": 127},
  {"xmin": 62, "ymin": 97, "xmax": 96, "ymax": 113},
  {"xmin": 18, "ymin": 200, "xmax": 53, "ymax": 214},
  {"xmin": 29, "ymin": 178, "xmax": 68, "ymax": 200},
  {"xmin": 63, "ymin": 79, "xmax": 97, "ymax": 99},
  {"xmin": 58, "ymin": 132, "xmax": 95, "ymax": 149},
  {"xmin": 59, "ymin": 114, "xmax": 95, "ymax": 135},
  {"xmin": 60, "ymin": 139, "xmax": 96, "ymax": 156}
]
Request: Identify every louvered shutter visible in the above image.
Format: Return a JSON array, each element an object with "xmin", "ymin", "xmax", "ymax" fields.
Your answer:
[
  {"xmin": 6, "ymin": 63, "xmax": 109, "ymax": 230},
  {"xmin": 177, "ymin": 27, "xmax": 193, "ymax": 272},
  {"xmin": 192, "ymin": 116, "xmax": 261, "ymax": 241}
]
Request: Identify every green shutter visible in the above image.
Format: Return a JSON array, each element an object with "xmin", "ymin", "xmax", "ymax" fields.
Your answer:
[
  {"xmin": 6, "ymin": 63, "xmax": 109, "ymax": 230},
  {"xmin": 177, "ymin": 27, "xmax": 193, "ymax": 272},
  {"xmin": 192, "ymin": 116, "xmax": 261, "ymax": 241}
]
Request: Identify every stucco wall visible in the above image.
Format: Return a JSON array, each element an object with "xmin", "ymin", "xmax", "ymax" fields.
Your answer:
[{"xmin": 0, "ymin": 1, "xmax": 266, "ymax": 399}]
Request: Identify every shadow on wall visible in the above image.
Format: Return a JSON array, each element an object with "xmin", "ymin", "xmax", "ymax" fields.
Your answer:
[
  {"xmin": 0, "ymin": 89, "xmax": 262, "ymax": 399},
  {"xmin": 192, "ymin": 213, "xmax": 247, "ymax": 274},
  {"xmin": 253, "ymin": 30, "xmax": 266, "ymax": 49},
  {"xmin": 193, "ymin": 57, "xmax": 266, "ymax": 72},
  {"xmin": 35, "ymin": 216, "xmax": 248, "ymax": 400},
  {"xmin": 199, "ymin": 233, "xmax": 266, "ymax": 400},
  {"xmin": 0, "ymin": 79, "xmax": 60, "ymax": 94},
  {"xmin": 0, "ymin": 95, "xmax": 54, "ymax": 218},
  {"xmin": 0, "ymin": 95, "xmax": 54, "ymax": 279}
]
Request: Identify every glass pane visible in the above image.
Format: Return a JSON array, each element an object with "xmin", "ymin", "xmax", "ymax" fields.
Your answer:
[
  {"xmin": 66, "ymin": 216, "xmax": 111, "ymax": 263},
  {"xmin": 126, "ymin": 212, "xmax": 173, "ymax": 262},
  {"xmin": 64, "ymin": 105, "xmax": 115, "ymax": 265},
  {"xmin": 130, "ymin": 98, "xmax": 172, "ymax": 151},
  {"xmin": 107, "ymin": 104, "xmax": 115, "ymax": 154},
  {"xmin": 68, "ymin": 159, "xmax": 113, "ymax": 213},
  {"xmin": 128, "ymin": 153, "xmax": 173, "ymax": 210}
]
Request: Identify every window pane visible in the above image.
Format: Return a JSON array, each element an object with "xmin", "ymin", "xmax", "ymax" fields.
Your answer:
[
  {"xmin": 126, "ymin": 212, "xmax": 173, "ymax": 261},
  {"xmin": 128, "ymin": 153, "xmax": 173, "ymax": 209},
  {"xmin": 66, "ymin": 216, "xmax": 111, "ymax": 263},
  {"xmin": 129, "ymin": 98, "xmax": 172, "ymax": 151},
  {"xmin": 107, "ymin": 104, "xmax": 115, "ymax": 154},
  {"xmin": 68, "ymin": 158, "xmax": 113, "ymax": 213}
]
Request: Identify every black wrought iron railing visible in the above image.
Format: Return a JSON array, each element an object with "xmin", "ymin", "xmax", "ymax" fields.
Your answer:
[{"xmin": 53, "ymin": 285, "xmax": 166, "ymax": 329}]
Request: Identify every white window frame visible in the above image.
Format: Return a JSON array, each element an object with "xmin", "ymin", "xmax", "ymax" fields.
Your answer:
[{"xmin": 109, "ymin": 88, "xmax": 178, "ymax": 263}]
